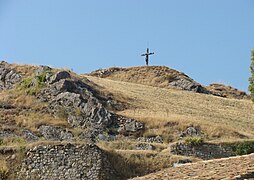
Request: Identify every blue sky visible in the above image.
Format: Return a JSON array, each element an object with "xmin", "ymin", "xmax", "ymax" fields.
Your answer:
[{"xmin": 0, "ymin": 0, "xmax": 254, "ymax": 91}]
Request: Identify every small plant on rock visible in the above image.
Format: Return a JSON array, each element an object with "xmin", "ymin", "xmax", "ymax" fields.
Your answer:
[
  {"xmin": 184, "ymin": 136, "xmax": 204, "ymax": 146},
  {"xmin": 17, "ymin": 70, "xmax": 54, "ymax": 95},
  {"xmin": 235, "ymin": 141, "xmax": 254, "ymax": 155}
]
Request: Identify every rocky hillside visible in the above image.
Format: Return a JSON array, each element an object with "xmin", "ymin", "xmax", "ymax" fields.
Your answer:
[
  {"xmin": 206, "ymin": 83, "xmax": 248, "ymax": 99},
  {"xmin": 0, "ymin": 61, "xmax": 146, "ymax": 179},
  {"xmin": 0, "ymin": 61, "xmax": 253, "ymax": 179},
  {"xmin": 89, "ymin": 66, "xmax": 248, "ymax": 99}
]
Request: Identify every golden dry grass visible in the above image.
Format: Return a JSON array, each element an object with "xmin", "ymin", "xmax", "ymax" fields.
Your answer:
[
  {"xmin": 0, "ymin": 157, "xmax": 7, "ymax": 170},
  {"xmin": 0, "ymin": 90, "xmax": 46, "ymax": 110},
  {"xmin": 97, "ymin": 139, "xmax": 168, "ymax": 152},
  {"xmin": 0, "ymin": 89, "xmax": 68, "ymax": 132},
  {"xmin": 9, "ymin": 63, "xmax": 38, "ymax": 77},
  {"xmin": 89, "ymin": 66, "xmax": 186, "ymax": 89},
  {"xmin": 14, "ymin": 112, "xmax": 69, "ymax": 132},
  {"xmin": 98, "ymin": 141, "xmax": 200, "ymax": 179},
  {"xmin": 85, "ymin": 75, "xmax": 254, "ymax": 141}
]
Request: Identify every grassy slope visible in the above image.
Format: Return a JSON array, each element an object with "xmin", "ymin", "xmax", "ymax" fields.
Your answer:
[
  {"xmin": 89, "ymin": 66, "xmax": 192, "ymax": 89},
  {"xmin": 85, "ymin": 75, "xmax": 254, "ymax": 142}
]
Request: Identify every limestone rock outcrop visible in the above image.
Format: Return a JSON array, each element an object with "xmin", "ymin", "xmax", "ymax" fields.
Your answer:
[
  {"xmin": 35, "ymin": 69, "xmax": 144, "ymax": 139},
  {"xmin": 38, "ymin": 125, "xmax": 73, "ymax": 141},
  {"xmin": 22, "ymin": 129, "xmax": 39, "ymax": 142},
  {"xmin": 48, "ymin": 71, "xmax": 71, "ymax": 84},
  {"xmin": 0, "ymin": 61, "xmax": 22, "ymax": 90},
  {"xmin": 0, "ymin": 129, "xmax": 16, "ymax": 138},
  {"xmin": 117, "ymin": 116, "xmax": 144, "ymax": 136},
  {"xmin": 206, "ymin": 83, "xmax": 248, "ymax": 99},
  {"xmin": 168, "ymin": 76, "xmax": 207, "ymax": 93},
  {"xmin": 39, "ymin": 78, "xmax": 115, "ymax": 133},
  {"xmin": 137, "ymin": 136, "xmax": 163, "ymax": 144},
  {"xmin": 135, "ymin": 143, "xmax": 155, "ymax": 150},
  {"xmin": 180, "ymin": 127, "xmax": 203, "ymax": 138}
]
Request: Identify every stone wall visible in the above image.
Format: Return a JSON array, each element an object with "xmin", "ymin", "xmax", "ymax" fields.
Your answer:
[
  {"xmin": 17, "ymin": 143, "xmax": 119, "ymax": 180},
  {"xmin": 171, "ymin": 142, "xmax": 235, "ymax": 160}
]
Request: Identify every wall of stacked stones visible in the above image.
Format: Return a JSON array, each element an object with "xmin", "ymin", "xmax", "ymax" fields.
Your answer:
[
  {"xmin": 171, "ymin": 142, "xmax": 236, "ymax": 160},
  {"xmin": 17, "ymin": 144, "xmax": 118, "ymax": 180}
]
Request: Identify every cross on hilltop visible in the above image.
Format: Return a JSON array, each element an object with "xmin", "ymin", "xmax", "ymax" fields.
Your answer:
[{"xmin": 141, "ymin": 48, "xmax": 154, "ymax": 66}]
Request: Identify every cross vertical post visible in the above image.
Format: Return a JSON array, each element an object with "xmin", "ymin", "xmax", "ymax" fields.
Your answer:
[{"xmin": 141, "ymin": 48, "xmax": 154, "ymax": 66}]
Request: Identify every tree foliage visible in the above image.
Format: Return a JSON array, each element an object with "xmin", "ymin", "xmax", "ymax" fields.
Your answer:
[{"xmin": 248, "ymin": 49, "xmax": 254, "ymax": 101}]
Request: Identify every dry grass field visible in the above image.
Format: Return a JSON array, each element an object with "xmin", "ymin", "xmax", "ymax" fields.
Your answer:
[
  {"xmin": 84, "ymin": 73, "xmax": 254, "ymax": 177},
  {"xmin": 131, "ymin": 153, "xmax": 254, "ymax": 180},
  {"xmin": 85, "ymin": 75, "xmax": 254, "ymax": 142}
]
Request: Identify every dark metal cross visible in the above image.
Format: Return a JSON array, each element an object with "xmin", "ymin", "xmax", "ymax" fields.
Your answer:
[{"xmin": 141, "ymin": 48, "xmax": 154, "ymax": 66}]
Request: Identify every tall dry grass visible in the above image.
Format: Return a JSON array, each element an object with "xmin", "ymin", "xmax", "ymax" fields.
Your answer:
[
  {"xmin": 85, "ymin": 75, "xmax": 254, "ymax": 142},
  {"xmin": 9, "ymin": 63, "xmax": 38, "ymax": 77}
]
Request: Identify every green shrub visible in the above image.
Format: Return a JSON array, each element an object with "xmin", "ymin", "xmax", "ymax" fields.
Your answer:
[
  {"xmin": 184, "ymin": 136, "xmax": 204, "ymax": 146},
  {"xmin": 17, "ymin": 70, "xmax": 54, "ymax": 95},
  {"xmin": 235, "ymin": 141, "xmax": 254, "ymax": 155},
  {"xmin": 248, "ymin": 49, "xmax": 254, "ymax": 101}
]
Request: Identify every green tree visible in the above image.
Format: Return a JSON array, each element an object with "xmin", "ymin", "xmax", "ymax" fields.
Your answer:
[{"xmin": 249, "ymin": 49, "xmax": 254, "ymax": 101}]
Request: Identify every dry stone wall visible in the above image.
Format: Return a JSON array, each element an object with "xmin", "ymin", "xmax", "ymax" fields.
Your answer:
[
  {"xmin": 17, "ymin": 143, "xmax": 119, "ymax": 180},
  {"xmin": 171, "ymin": 142, "xmax": 235, "ymax": 160}
]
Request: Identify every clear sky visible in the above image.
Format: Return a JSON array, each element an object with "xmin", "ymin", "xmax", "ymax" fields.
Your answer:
[{"xmin": 0, "ymin": 0, "xmax": 254, "ymax": 91}]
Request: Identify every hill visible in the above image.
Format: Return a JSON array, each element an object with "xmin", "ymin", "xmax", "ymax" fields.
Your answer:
[
  {"xmin": 88, "ymin": 66, "xmax": 248, "ymax": 99},
  {"xmin": 84, "ymin": 75, "xmax": 254, "ymax": 141},
  {"xmin": 0, "ymin": 61, "xmax": 253, "ymax": 179}
]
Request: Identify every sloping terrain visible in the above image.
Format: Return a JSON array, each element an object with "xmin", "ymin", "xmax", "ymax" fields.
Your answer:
[
  {"xmin": 0, "ymin": 62, "xmax": 147, "ymax": 179},
  {"xmin": 83, "ymin": 74, "xmax": 254, "ymax": 179},
  {"xmin": 0, "ymin": 61, "xmax": 253, "ymax": 179},
  {"xmin": 131, "ymin": 153, "xmax": 254, "ymax": 180},
  {"xmin": 207, "ymin": 83, "xmax": 248, "ymax": 99},
  {"xmin": 84, "ymin": 75, "xmax": 254, "ymax": 141},
  {"xmin": 89, "ymin": 66, "xmax": 207, "ymax": 93},
  {"xmin": 88, "ymin": 66, "xmax": 248, "ymax": 99}
]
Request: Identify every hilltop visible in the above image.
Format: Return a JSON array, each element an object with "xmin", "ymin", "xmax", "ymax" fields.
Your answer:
[
  {"xmin": 0, "ymin": 61, "xmax": 253, "ymax": 179},
  {"xmin": 88, "ymin": 66, "xmax": 248, "ymax": 99}
]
